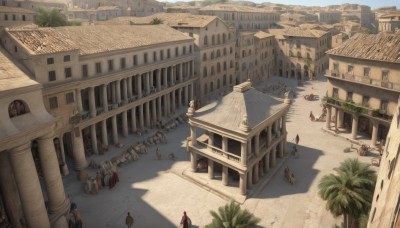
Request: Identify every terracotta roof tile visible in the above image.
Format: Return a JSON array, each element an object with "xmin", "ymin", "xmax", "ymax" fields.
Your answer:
[{"xmin": 268, "ymin": 27, "xmax": 327, "ymax": 38}]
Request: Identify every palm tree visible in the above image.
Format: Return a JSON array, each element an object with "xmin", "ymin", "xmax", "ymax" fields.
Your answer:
[
  {"xmin": 205, "ymin": 201, "xmax": 260, "ymax": 228},
  {"xmin": 35, "ymin": 8, "xmax": 67, "ymax": 27},
  {"xmin": 318, "ymin": 158, "xmax": 376, "ymax": 228}
]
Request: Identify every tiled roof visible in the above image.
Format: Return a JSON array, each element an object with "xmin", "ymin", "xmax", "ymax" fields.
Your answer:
[
  {"xmin": 192, "ymin": 82, "xmax": 287, "ymax": 134},
  {"xmin": 268, "ymin": 27, "xmax": 327, "ymax": 38},
  {"xmin": 254, "ymin": 31, "xmax": 274, "ymax": 39},
  {"xmin": 0, "ymin": 6, "xmax": 36, "ymax": 14},
  {"xmin": 326, "ymin": 33, "xmax": 400, "ymax": 64},
  {"xmin": 0, "ymin": 47, "xmax": 38, "ymax": 92},
  {"xmin": 199, "ymin": 4, "xmax": 276, "ymax": 13},
  {"xmin": 96, "ymin": 6, "xmax": 120, "ymax": 11},
  {"xmin": 8, "ymin": 25, "xmax": 193, "ymax": 55},
  {"xmin": 104, "ymin": 13, "xmax": 219, "ymax": 28}
]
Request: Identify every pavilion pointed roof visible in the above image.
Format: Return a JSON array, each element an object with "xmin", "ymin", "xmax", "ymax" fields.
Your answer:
[{"xmin": 193, "ymin": 81, "xmax": 287, "ymax": 134}]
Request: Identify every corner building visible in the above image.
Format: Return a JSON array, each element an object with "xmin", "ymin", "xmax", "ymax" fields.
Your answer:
[{"xmin": 2, "ymin": 24, "xmax": 196, "ymax": 173}]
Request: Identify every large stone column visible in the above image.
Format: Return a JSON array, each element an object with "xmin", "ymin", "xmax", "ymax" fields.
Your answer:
[
  {"xmin": 151, "ymin": 100, "xmax": 157, "ymax": 126},
  {"xmin": 145, "ymin": 73, "xmax": 150, "ymax": 95},
  {"xmin": 102, "ymin": 84, "xmax": 108, "ymax": 112},
  {"xmin": 112, "ymin": 115, "xmax": 118, "ymax": 144},
  {"xmin": 247, "ymin": 168, "xmax": 253, "ymax": 189},
  {"xmin": 122, "ymin": 78, "xmax": 128, "ymax": 102},
  {"xmin": 172, "ymin": 90, "xmax": 176, "ymax": 113},
  {"xmin": 137, "ymin": 75, "xmax": 142, "ymax": 98},
  {"xmin": 178, "ymin": 88, "xmax": 182, "ymax": 108},
  {"xmin": 241, "ymin": 142, "xmax": 247, "ymax": 166},
  {"xmin": 255, "ymin": 133, "xmax": 260, "ymax": 157},
  {"xmin": 139, "ymin": 104, "xmax": 144, "ymax": 129},
  {"xmin": 267, "ymin": 125, "xmax": 272, "ymax": 146},
  {"xmin": 58, "ymin": 137, "xmax": 69, "ymax": 176},
  {"xmin": 72, "ymin": 129, "xmax": 87, "ymax": 170},
  {"xmin": 371, "ymin": 120, "xmax": 379, "ymax": 147},
  {"xmin": 156, "ymin": 69, "xmax": 161, "ymax": 91},
  {"xmin": 326, "ymin": 106, "xmax": 332, "ymax": 129},
  {"xmin": 338, "ymin": 110, "xmax": 344, "ymax": 128},
  {"xmin": 282, "ymin": 115, "xmax": 287, "ymax": 134},
  {"xmin": 179, "ymin": 63, "xmax": 183, "ymax": 82},
  {"xmin": 190, "ymin": 125, "xmax": 197, "ymax": 146},
  {"xmin": 264, "ymin": 153, "xmax": 270, "ymax": 173},
  {"xmin": 279, "ymin": 140, "xmax": 284, "ymax": 158},
  {"xmin": 351, "ymin": 114, "xmax": 358, "ymax": 140},
  {"xmin": 163, "ymin": 95, "xmax": 168, "ymax": 116},
  {"xmin": 89, "ymin": 86, "xmax": 96, "ymax": 118},
  {"xmin": 334, "ymin": 108, "xmax": 338, "ymax": 130},
  {"xmin": 131, "ymin": 108, "xmax": 137, "ymax": 133},
  {"xmin": 9, "ymin": 143, "xmax": 50, "ymax": 228},
  {"xmin": 222, "ymin": 166, "xmax": 229, "ymax": 186},
  {"xmin": 208, "ymin": 132, "xmax": 214, "ymax": 148},
  {"xmin": 145, "ymin": 102, "xmax": 150, "ymax": 128},
  {"xmin": 184, "ymin": 86, "xmax": 189, "ymax": 106},
  {"xmin": 248, "ymin": 138, "xmax": 252, "ymax": 158},
  {"xmin": 122, "ymin": 111, "xmax": 128, "ymax": 137},
  {"xmin": 162, "ymin": 68, "xmax": 167, "ymax": 88},
  {"xmin": 116, "ymin": 80, "xmax": 121, "ymax": 104},
  {"xmin": 157, "ymin": 97, "xmax": 162, "ymax": 121},
  {"xmin": 190, "ymin": 151, "xmax": 197, "ymax": 172},
  {"xmin": 208, "ymin": 160, "xmax": 214, "ymax": 179},
  {"xmin": 127, "ymin": 77, "xmax": 133, "ymax": 98},
  {"xmin": 222, "ymin": 136, "xmax": 228, "ymax": 151},
  {"xmin": 0, "ymin": 152, "xmax": 24, "ymax": 228},
  {"xmin": 271, "ymin": 147, "xmax": 276, "ymax": 167},
  {"xmin": 76, "ymin": 88, "xmax": 83, "ymax": 113},
  {"xmin": 239, "ymin": 173, "xmax": 247, "ymax": 195},
  {"xmin": 190, "ymin": 84, "xmax": 194, "ymax": 102},
  {"xmin": 37, "ymin": 133, "xmax": 69, "ymax": 227},
  {"xmin": 101, "ymin": 120, "xmax": 108, "ymax": 148},
  {"xmin": 90, "ymin": 124, "xmax": 98, "ymax": 154}
]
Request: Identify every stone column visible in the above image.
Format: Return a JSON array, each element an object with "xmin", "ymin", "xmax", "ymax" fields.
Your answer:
[
  {"xmin": 208, "ymin": 132, "xmax": 214, "ymax": 148},
  {"xmin": 326, "ymin": 106, "xmax": 332, "ymax": 129},
  {"xmin": 271, "ymin": 147, "xmax": 276, "ymax": 167},
  {"xmin": 102, "ymin": 84, "xmax": 108, "ymax": 112},
  {"xmin": 162, "ymin": 68, "xmax": 167, "ymax": 88},
  {"xmin": 111, "ymin": 82, "xmax": 116, "ymax": 104},
  {"xmin": 152, "ymin": 100, "xmax": 157, "ymax": 126},
  {"xmin": 76, "ymin": 88, "xmax": 83, "ymax": 113},
  {"xmin": 351, "ymin": 114, "xmax": 358, "ymax": 140},
  {"xmin": 0, "ymin": 152, "xmax": 24, "ymax": 228},
  {"xmin": 101, "ymin": 120, "xmax": 108, "ymax": 147},
  {"xmin": 131, "ymin": 107, "xmax": 137, "ymax": 133},
  {"xmin": 112, "ymin": 115, "xmax": 118, "ymax": 144},
  {"xmin": 89, "ymin": 86, "xmax": 96, "ymax": 117},
  {"xmin": 172, "ymin": 65, "xmax": 176, "ymax": 85},
  {"xmin": 248, "ymin": 138, "xmax": 252, "ymax": 158},
  {"xmin": 37, "ymin": 133, "xmax": 69, "ymax": 226},
  {"xmin": 72, "ymin": 129, "xmax": 87, "ymax": 170},
  {"xmin": 137, "ymin": 75, "xmax": 142, "ymax": 98},
  {"xmin": 371, "ymin": 120, "xmax": 379, "ymax": 147},
  {"xmin": 90, "ymin": 124, "xmax": 98, "ymax": 154},
  {"xmin": 122, "ymin": 78, "xmax": 128, "ymax": 102},
  {"xmin": 241, "ymin": 142, "xmax": 247, "ymax": 166},
  {"xmin": 239, "ymin": 173, "xmax": 247, "ymax": 195},
  {"xmin": 267, "ymin": 125, "xmax": 272, "ymax": 146},
  {"xmin": 149, "ymin": 71, "xmax": 154, "ymax": 92},
  {"xmin": 279, "ymin": 140, "xmax": 284, "ymax": 158},
  {"xmin": 127, "ymin": 77, "xmax": 133, "ymax": 98},
  {"xmin": 184, "ymin": 86, "xmax": 189, "ymax": 106},
  {"xmin": 282, "ymin": 115, "xmax": 287, "ymax": 134},
  {"xmin": 255, "ymin": 133, "xmax": 260, "ymax": 157},
  {"xmin": 222, "ymin": 166, "xmax": 229, "ymax": 186},
  {"xmin": 190, "ymin": 84, "xmax": 194, "ymax": 101},
  {"xmin": 222, "ymin": 136, "xmax": 228, "ymax": 152},
  {"xmin": 145, "ymin": 73, "xmax": 150, "ymax": 95},
  {"xmin": 274, "ymin": 120, "xmax": 279, "ymax": 136},
  {"xmin": 338, "ymin": 110, "xmax": 344, "ymax": 128},
  {"xmin": 139, "ymin": 104, "xmax": 144, "ymax": 129},
  {"xmin": 264, "ymin": 153, "xmax": 270, "ymax": 173},
  {"xmin": 58, "ymin": 137, "xmax": 69, "ymax": 176},
  {"xmin": 179, "ymin": 63, "xmax": 183, "ymax": 82},
  {"xmin": 178, "ymin": 88, "xmax": 182, "ymax": 108},
  {"xmin": 145, "ymin": 102, "xmax": 150, "ymax": 128},
  {"xmin": 208, "ymin": 160, "xmax": 214, "ymax": 179},
  {"xmin": 254, "ymin": 162, "xmax": 259, "ymax": 183},
  {"xmin": 116, "ymin": 80, "xmax": 121, "ymax": 104},
  {"xmin": 334, "ymin": 108, "xmax": 338, "ymax": 130},
  {"xmin": 156, "ymin": 69, "xmax": 161, "ymax": 91},
  {"xmin": 247, "ymin": 168, "xmax": 253, "ymax": 189},
  {"xmin": 190, "ymin": 125, "xmax": 197, "ymax": 146},
  {"xmin": 9, "ymin": 143, "xmax": 50, "ymax": 228},
  {"xmin": 157, "ymin": 97, "xmax": 162, "ymax": 120},
  {"xmin": 172, "ymin": 90, "xmax": 176, "ymax": 113},
  {"xmin": 190, "ymin": 151, "xmax": 197, "ymax": 172},
  {"xmin": 122, "ymin": 111, "xmax": 128, "ymax": 137},
  {"xmin": 163, "ymin": 95, "xmax": 168, "ymax": 116}
]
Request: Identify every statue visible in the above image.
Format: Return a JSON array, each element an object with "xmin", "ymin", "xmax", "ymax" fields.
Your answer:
[{"xmin": 239, "ymin": 114, "xmax": 250, "ymax": 132}]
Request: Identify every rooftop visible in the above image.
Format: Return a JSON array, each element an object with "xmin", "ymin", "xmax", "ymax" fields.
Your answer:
[
  {"xmin": 192, "ymin": 81, "xmax": 287, "ymax": 134},
  {"xmin": 199, "ymin": 4, "xmax": 276, "ymax": 13},
  {"xmin": 326, "ymin": 33, "xmax": 400, "ymax": 64},
  {"xmin": 268, "ymin": 27, "xmax": 327, "ymax": 38},
  {"xmin": 0, "ymin": 6, "xmax": 36, "ymax": 14},
  {"xmin": 8, "ymin": 25, "xmax": 193, "ymax": 55},
  {"xmin": 254, "ymin": 31, "xmax": 274, "ymax": 39}
]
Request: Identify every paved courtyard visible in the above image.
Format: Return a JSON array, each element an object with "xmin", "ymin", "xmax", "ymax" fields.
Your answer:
[{"xmin": 63, "ymin": 76, "xmax": 378, "ymax": 228}]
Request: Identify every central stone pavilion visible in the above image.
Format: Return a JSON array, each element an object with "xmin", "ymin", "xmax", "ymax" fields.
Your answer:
[{"xmin": 187, "ymin": 81, "xmax": 291, "ymax": 195}]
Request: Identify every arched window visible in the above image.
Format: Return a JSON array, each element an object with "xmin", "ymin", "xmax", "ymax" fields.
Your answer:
[
  {"xmin": 212, "ymin": 35, "xmax": 215, "ymax": 45},
  {"xmin": 203, "ymin": 53, "xmax": 207, "ymax": 61},
  {"xmin": 203, "ymin": 67, "xmax": 207, "ymax": 78},
  {"xmin": 217, "ymin": 63, "xmax": 221, "ymax": 73},
  {"xmin": 8, "ymin": 100, "xmax": 29, "ymax": 118},
  {"xmin": 204, "ymin": 36, "xmax": 208, "ymax": 45},
  {"xmin": 223, "ymin": 61, "xmax": 227, "ymax": 71},
  {"xmin": 223, "ymin": 75, "xmax": 227, "ymax": 86},
  {"xmin": 210, "ymin": 82, "xmax": 214, "ymax": 92}
]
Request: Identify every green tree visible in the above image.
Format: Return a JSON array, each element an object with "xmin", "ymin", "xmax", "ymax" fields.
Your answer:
[
  {"xmin": 151, "ymin": 17, "xmax": 163, "ymax": 25},
  {"xmin": 35, "ymin": 8, "xmax": 67, "ymax": 27},
  {"xmin": 318, "ymin": 158, "xmax": 376, "ymax": 228},
  {"xmin": 205, "ymin": 201, "xmax": 260, "ymax": 228}
]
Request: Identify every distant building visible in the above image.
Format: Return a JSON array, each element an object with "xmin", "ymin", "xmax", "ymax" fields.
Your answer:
[
  {"xmin": 325, "ymin": 33, "xmax": 400, "ymax": 145},
  {"xmin": 316, "ymin": 11, "xmax": 342, "ymax": 24},
  {"xmin": 378, "ymin": 13, "xmax": 400, "ymax": 32},
  {"xmin": 187, "ymin": 81, "xmax": 290, "ymax": 195},
  {"xmin": 0, "ymin": 6, "xmax": 36, "ymax": 23},
  {"xmin": 339, "ymin": 4, "xmax": 375, "ymax": 30}
]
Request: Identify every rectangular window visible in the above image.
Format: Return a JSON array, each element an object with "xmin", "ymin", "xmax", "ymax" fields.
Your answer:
[
  {"xmin": 22, "ymin": 15, "xmax": 26, "ymax": 21},
  {"xmin": 143, "ymin": 53, "xmax": 148, "ymax": 63},
  {"xmin": 48, "ymin": 71, "xmax": 56, "ymax": 81},
  {"xmin": 12, "ymin": 14, "xmax": 16, "ymax": 21},
  {"xmin": 82, "ymin": 64, "xmax": 88, "ymax": 77},
  {"xmin": 333, "ymin": 63, "xmax": 339, "ymax": 71},
  {"xmin": 120, "ymin": 58, "xmax": 126, "ymax": 69},
  {"xmin": 380, "ymin": 100, "xmax": 388, "ymax": 112},
  {"xmin": 95, "ymin": 62, "xmax": 101, "ymax": 74},
  {"xmin": 332, "ymin": 88, "xmax": 339, "ymax": 98},
  {"xmin": 167, "ymin": 49, "xmax": 170, "ymax": 59},
  {"xmin": 362, "ymin": 96, "xmax": 369, "ymax": 106},
  {"xmin": 347, "ymin": 91, "xmax": 353, "ymax": 102},
  {"xmin": 347, "ymin": 65, "xmax": 353, "ymax": 73},
  {"xmin": 64, "ymin": 67, "xmax": 72, "ymax": 78},
  {"xmin": 47, "ymin": 57, "xmax": 54, "ymax": 65},
  {"xmin": 363, "ymin": 67, "xmax": 370, "ymax": 77},
  {"xmin": 133, "ymin": 55, "xmax": 137, "ymax": 66},
  {"xmin": 108, "ymin": 59, "xmax": 114, "ymax": 71},
  {"xmin": 153, "ymin": 51, "xmax": 157, "ymax": 62},
  {"xmin": 66, "ymin": 92, "xmax": 74, "ymax": 104},
  {"xmin": 49, "ymin": 97, "xmax": 58, "ymax": 109},
  {"xmin": 64, "ymin": 55, "xmax": 70, "ymax": 62},
  {"xmin": 4, "ymin": 14, "xmax": 8, "ymax": 20},
  {"xmin": 175, "ymin": 47, "xmax": 179, "ymax": 56},
  {"xmin": 382, "ymin": 71, "xmax": 389, "ymax": 81}
]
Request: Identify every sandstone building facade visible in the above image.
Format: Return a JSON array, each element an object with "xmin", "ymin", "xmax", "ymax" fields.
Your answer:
[{"xmin": 324, "ymin": 33, "xmax": 400, "ymax": 145}]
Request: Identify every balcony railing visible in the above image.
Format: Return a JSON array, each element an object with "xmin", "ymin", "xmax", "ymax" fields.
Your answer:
[
  {"xmin": 325, "ymin": 70, "xmax": 400, "ymax": 91},
  {"xmin": 195, "ymin": 140, "xmax": 241, "ymax": 164}
]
